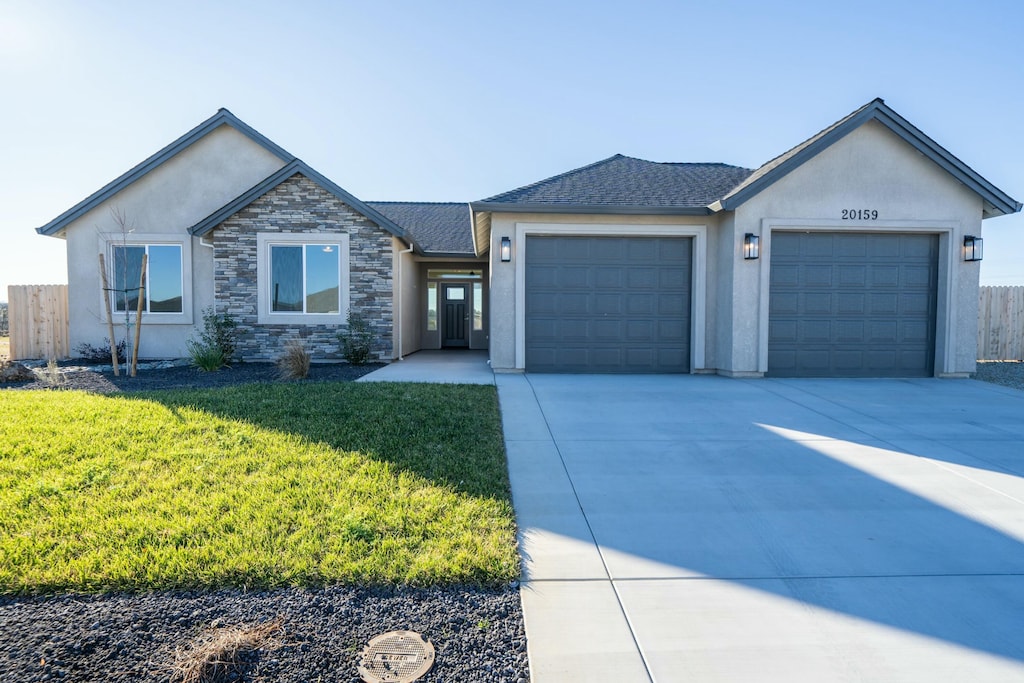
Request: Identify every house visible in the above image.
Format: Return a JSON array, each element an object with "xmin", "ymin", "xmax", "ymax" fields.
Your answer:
[{"xmin": 37, "ymin": 98, "xmax": 1020, "ymax": 377}]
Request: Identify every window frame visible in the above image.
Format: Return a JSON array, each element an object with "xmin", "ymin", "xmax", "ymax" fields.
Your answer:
[
  {"xmin": 257, "ymin": 232, "xmax": 350, "ymax": 325},
  {"xmin": 98, "ymin": 233, "xmax": 192, "ymax": 325}
]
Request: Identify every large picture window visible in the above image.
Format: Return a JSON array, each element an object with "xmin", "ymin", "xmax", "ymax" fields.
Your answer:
[
  {"xmin": 270, "ymin": 244, "xmax": 341, "ymax": 314},
  {"xmin": 111, "ymin": 244, "xmax": 183, "ymax": 313},
  {"xmin": 256, "ymin": 233, "xmax": 349, "ymax": 325}
]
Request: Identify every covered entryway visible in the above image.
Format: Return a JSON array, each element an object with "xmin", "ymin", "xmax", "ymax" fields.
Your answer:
[
  {"xmin": 768, "ymin": 232, "xmax": 938, "ymax": 377},
  {"xmin": 524, "ymin": 236, "xmax": 692, "ymax": 373}
]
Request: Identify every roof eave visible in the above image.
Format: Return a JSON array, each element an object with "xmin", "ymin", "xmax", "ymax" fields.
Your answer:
[
  {"xmin": 36, "ymin": 109, "xmax": 293, "ymax": 237},
  {"xmin": 469, "ymin": 202, "xmax": 714, "ymax": 216}
]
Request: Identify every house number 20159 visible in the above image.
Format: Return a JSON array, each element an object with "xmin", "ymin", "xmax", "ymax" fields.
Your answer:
[{"xmin": 841, "ymin": 209, "xmax": 878, "ymax": 220}]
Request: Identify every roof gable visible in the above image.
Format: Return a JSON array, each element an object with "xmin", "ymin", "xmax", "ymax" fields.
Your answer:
[
  {"xmin": 472, "ymin": 154, "xmax": 753, "ymax": 214},
  {"xmin": 188, "ymin": 159, "xmax": 416, "ymax": 249},
  {"xmin": 716, "ymin": 98, "xmax": 1022, "ymax": 217},
  {"xmin": 36, "ymin": 109, "xmax": 293, "ymax": 236}
]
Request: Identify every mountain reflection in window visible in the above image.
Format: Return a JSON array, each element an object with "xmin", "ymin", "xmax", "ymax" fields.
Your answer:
[
  {"xmin": 271, "ymin": 244, "xmax": 340, "ymax": 314},
  {"xmin": 112, "ymin": 244, "xmax": 182, "ymax": 313}
]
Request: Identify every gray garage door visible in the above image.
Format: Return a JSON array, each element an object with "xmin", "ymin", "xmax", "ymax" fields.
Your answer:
[
  {"xmin": 768, "ymin": 232, "xmax": 938, "ymax": 377},
  {"xmin": 525, "ymin": 236, "xmax": 691, "ymax": 373}
]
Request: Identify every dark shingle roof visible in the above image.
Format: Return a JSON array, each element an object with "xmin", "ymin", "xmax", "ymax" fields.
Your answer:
[
  {"xmin": 475, "ymin": 154, "xmax": 754, "ymax": 211},
  {"xmin": 367, "ymin": 202, "xmax": 474, "ymax": 255}
]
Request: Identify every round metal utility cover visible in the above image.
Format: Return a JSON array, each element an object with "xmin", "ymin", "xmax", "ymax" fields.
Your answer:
[{"xmin": 358, "ymin": 630, "xmax": 435, "ymax": 683}]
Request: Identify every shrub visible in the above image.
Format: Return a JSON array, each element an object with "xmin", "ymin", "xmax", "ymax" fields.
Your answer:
[
  {"xmin": 276, "ymin": 340, "xmax": 310, "ymax": 380},
  {"xmin": 338, "ymin": 310, "xmax": 374, "ymax": 365},
  {"xmin": 74, "ymin": 340, "xmax": 126, "ymax": 364},
  {"xmin": 187, "ymin": 308, "xmax": 238, "ymax": 371},
  {"xmin": 34, "ymin": 359, "xmax": 67, "ymax": 388},
  {"xmin": 187, "ymin": 341, "xmax": 227, "ymax": 372}
]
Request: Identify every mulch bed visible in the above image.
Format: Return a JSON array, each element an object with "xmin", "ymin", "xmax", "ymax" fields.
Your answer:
[{"xmin": 1, "ymin": 361, "xmax": 384, "ymax": 394}]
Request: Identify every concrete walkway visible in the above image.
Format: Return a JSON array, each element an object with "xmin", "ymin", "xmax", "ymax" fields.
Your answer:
[
  {"xmin": 356, "ymin": 350, "xmax": 493, "ymax": 384},
  {"xmin": 497, "ymin": 373, "xmax": 1024, "ymax": 682}
]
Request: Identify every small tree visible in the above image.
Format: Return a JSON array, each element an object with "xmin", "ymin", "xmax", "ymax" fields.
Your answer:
[{"xmin": 338, "ymin": 310, "xmax": 375, "ymax": 364}]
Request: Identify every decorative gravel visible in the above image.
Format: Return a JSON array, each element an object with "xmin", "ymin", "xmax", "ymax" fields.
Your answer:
[
  {"xmin": 973, "ymin": 360, "xmax": 1024, "ymax": 391},
  {"xmin": 0, "ymin": 584, "xmax": 528, "ymax": 682},
  {"xmin": 0, "ymin": 361, "xmax": 530, "ymax": 682}
]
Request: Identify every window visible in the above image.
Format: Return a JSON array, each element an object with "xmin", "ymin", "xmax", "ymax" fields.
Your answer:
[
  {"xmin": 111, "ymin": 244, "xmax": 183, "ymax": 313},
  {"xmin": 426, "ymin": 282, "xmax": 438, "ymax": 331},
  {"xmin": 270, "ymin": 244, "xmax": 340, "ymax": 314},
  {"xmin": 256, "ymin": 233, "xmax": 349, "ymax": 325},
  {"xmin": 473, "ymin": 282, "xmax": 483, "ymax": 331}
]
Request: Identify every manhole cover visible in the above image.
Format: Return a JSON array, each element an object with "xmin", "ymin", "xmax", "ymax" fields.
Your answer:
[{"xmin": 358, "ymin": 630, "xmax": 435, "ymax": 683}]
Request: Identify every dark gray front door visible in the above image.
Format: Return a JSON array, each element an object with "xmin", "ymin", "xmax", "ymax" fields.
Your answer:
[
  {"xmin": 443, "ymin": 284, "xmax": 469, "ymax": 348},
  {"xmin": 768, "ymin": 232, "xmax": 938, "ymax": 377},
  {"xmin": 525, "ymin": 236, "xmax": 692, "ymax": 373}
]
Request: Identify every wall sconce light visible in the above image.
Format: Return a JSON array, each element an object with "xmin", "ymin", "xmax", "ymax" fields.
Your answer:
[
  {"xmin": 963, "ymin": 235, "xmax": 983, "ymax": 261},
  {"xmin": 500, "ymin": 236, "xmax": 512, "ymax": 262},
  {"xmin": 743, "ymin": 233, "xmax": 760, "ymax": 260}
]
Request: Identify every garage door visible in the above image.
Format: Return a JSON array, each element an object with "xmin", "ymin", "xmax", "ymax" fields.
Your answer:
[
  {"xmin": 768, "ymin": 232, "xmax": 938, "ymax": 377},
  {"xmin": 525, "ymin": 236, "xmax": 691, "ymax": 373}
]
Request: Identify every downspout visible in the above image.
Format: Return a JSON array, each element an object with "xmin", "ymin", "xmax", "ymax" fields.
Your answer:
[{"xmin": 396, "ymin": 241, "xmax": 415, "ymax": 360}]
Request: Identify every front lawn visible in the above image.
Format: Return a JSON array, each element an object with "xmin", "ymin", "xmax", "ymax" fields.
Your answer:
[{"xmin": 0, "ymin": 383, "xmax": 518, "ymax": 593}]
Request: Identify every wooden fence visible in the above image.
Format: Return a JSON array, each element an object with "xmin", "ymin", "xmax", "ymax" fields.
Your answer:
[
  {"xmin": 7, "ymin": 285, "xmax": 69, "ymax": 360},
  {"xmin": 978, "ymin": 286, "xmax": 1024, "ymax": 361}
]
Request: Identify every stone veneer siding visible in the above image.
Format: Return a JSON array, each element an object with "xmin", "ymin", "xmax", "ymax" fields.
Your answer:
[{"xmin": 212, "ymin": 173, "xmax": 394, "ymax": 361}]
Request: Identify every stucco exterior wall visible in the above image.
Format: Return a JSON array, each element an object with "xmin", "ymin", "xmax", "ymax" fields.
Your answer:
[
  {"xmin": 729, "ymin": 120, "xmax": 984, "ymax": 376},
  {"xmin": 487, "ymin": 212, "xmax": 720, "ymax": 371},
  {"xmin": 212, "ymin": 174, "xmax": 394, "ymax": 362},
  {"xmin": 394, "ymin": 242, "xmax": 420, "ymax": 358},
  {"xmin": 62, "ymin": 125, "xmax": 287, "ymax": 357}
]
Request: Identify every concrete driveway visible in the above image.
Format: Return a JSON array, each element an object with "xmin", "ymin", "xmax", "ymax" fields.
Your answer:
[{"xmin": 496, "ymin": 374, "xmax": 1024, "ymax": 682}]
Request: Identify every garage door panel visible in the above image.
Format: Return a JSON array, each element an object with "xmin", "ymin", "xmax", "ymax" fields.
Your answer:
[
  {"xmin": 594, "ymin": 293, "xmax": 622, "ymax": 314},
  {"xmin": 870, "ymin": 265, "xmax": 900, "ymax": 287},
  {"xmin": 773, "ymin": 264, "xmax": 800, "ymax": 286},
  {"xmin": 837, "ymin": 293, "xmax": 866, "ymax": 314},
  {"xmin": 627, "ymin": 268, "xmax": 658, "ymax": 288},
  {"xmin": 627, "ymin": 294, "xmax": 655, "ymax": 314},
  {"xmin": 869, "ymin": 235, "xmax": 902, "ymax": 258},
  {"xmin": 769, "ymin": 232, "xmax": 937, "ymax": 377},
  {"xmin": 594, "ymin": 268, "xmax": 624, "ymax": 288},
  {"xmin": 526, "ymin": 236, "xmax": 691, "ymax": 373},
  {"xmin": 801, "ymin": 320, "xmax": 832, "ymax": 342},
  {"xmin": 901, "ymin": 292, "xmax": 932, "ymax": 315},
  {"xmin": 839, "ymin": 265, "xmax": 867, "ymax": 286},
  {"xmin": 804, "ymin": 265, "xmax": 834, "ymax": 287},
  {"xmin": 902, "ymin": 265, "xmax": 933, "ymax": 287},
  {"xmin": 804, "ymin": 292, "xmax": 833, "ymax": 314},
  {"xmin": 836, "ymin": 321, "xmax": 865, "ymax": 343},
  {"xmin": 835, "ymin": 234, "xmax": 868, "ymax": 257},
  {"xmin": 868, "ymin": 321, "xmax": 898, "ymax": 343},
  {"xmin": 562, "ymin": 266, "xmax": 591, "ymax": 287},
  {"xmin": 870, "ymin": 293, "xmax": 899, "ymax": 315}
]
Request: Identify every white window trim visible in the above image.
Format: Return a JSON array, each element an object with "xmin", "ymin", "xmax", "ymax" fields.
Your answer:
[
  {"xmin": 755, "ymin": 218, "xmax": 959, "ymax": 376},
  {"xmin": 513, "ymin": 222, "xmax": 708, "ymax": 372},
  {"xmin": 97, "ymin": 233, "xmax": 193, "ymax": 325},
  {"xmin": 257, "ymin": 232, "xmax": 350, "ymax": 325}
]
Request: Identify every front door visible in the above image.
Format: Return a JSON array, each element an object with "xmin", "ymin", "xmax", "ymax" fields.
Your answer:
[{"xmin": 443, "ymin": 284, "xmax": 469, "ymax": 348}]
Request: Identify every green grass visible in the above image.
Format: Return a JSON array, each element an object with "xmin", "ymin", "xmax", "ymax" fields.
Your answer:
[{"xmin": 0, "ymin": 382, "xmax": 518, "ymax": 594}]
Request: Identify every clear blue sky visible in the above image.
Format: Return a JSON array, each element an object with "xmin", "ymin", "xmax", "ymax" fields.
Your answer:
[{"xmin": 2, "ymin": 0, "xmax": 1022, "ymax": 300}]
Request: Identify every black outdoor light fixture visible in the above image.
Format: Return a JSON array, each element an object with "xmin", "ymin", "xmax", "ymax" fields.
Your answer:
[
  {"xmin": 963, "ymin": 235, "xmax": 983, "ymax": 261},
  {"xmin": 500, "ymin": 236, "xmax": 512, "ymax": 262},
  {"xmin": 743, "ymin": 233, "xmax": 760, "ymax": 260}
]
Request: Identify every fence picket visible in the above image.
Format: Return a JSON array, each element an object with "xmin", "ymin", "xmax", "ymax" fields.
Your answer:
[
  {"xmin": 6, "ymin": 285, "xmax": 69, "ymax": 360},
  {"xmin": 978, "ymin": 286, "xmax": 1024, "ymax": 360}
]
